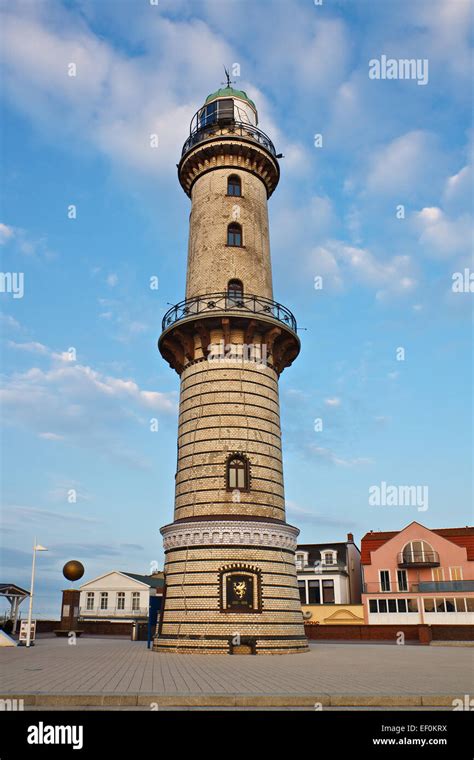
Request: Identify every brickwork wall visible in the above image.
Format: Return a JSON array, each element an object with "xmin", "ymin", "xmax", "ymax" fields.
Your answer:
[
  {"xmin": 154, "ymin": 545, "xmax": 307, "ymax": 654},
  {"xmin": 175, "ymin": 360, "xmax": 285, "ymax": 521},
  {"xmin": 185, "ymin": 167, "xmax": 273, "ymax": 300}
]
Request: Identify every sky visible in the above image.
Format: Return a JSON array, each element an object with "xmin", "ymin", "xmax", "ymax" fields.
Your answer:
[{"xmin": 0, "ymin": 0, "xmax": 472, "ymax": 618}]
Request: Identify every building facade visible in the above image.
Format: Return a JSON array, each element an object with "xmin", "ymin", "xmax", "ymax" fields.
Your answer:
[
  {"xmin": 154, "ymin": 84, "xmax": 307, "ymax": 654},
  {"xmin": 79, "ymin": 571, "xmax": 164, "ymax": 623},
  {"xmin": 296, "ymin": 534, "xmax": 363, "ymax": 624},
  {"xmin": 361, "ymin": 521, "xmax": 474, "ymax": 625}
]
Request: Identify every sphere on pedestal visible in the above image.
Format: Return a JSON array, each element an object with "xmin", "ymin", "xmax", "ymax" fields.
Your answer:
[{"xmin": 62, "ymin": 560, "xmax": 84, "ymax": 582}]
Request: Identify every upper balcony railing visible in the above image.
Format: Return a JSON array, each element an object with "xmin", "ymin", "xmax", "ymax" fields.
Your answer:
[
  {"xmin": 182, "ymin": 120, "xmax": 277, "ymax": 158},
  {"xmin": 162, "ymin": 292, "xmax": 297, "ymax": 333},
  {"xmin": 397, "ymin": 551, "xmax": 440, "ymax": 568}
]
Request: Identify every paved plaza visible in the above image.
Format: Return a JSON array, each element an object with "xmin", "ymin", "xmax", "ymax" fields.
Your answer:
[{"xmin": 1, "ymin": 636, "xmax": 473, "ymax": 708}]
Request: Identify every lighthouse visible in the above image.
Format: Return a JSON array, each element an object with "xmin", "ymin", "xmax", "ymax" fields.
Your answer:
[{"xmin": 154, "ymin": 81, "xmax": 308, "ymax": 654}]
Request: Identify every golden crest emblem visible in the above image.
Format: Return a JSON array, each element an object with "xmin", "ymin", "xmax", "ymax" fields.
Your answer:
[{"xmin": 233, "ymin": 580, "xmax": 247, "ymax": 599}]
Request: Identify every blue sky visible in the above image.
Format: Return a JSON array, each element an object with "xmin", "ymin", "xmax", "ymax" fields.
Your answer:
[{"xmin": 1, "ymin": 0, "xmax": 472, "ymax": 618}]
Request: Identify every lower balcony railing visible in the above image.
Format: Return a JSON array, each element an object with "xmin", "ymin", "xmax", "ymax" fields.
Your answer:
[
  {"xmin": 418, "ymin": 580, "xmax": 474, "ymax": 593},
  {"xmin": 162, "ymin": 292, "xmax": 297, "ymax": 333}
]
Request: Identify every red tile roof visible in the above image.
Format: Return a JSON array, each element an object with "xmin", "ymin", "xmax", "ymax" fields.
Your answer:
[{"xmin": 361, "ymin": 526, "xmax": 474, "ymax": 564}]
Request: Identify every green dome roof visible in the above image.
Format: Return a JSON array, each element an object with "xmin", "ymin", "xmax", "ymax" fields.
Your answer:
[{"xmin": 205, "ymin": 86, "xmax": 256, "ymax": 110}]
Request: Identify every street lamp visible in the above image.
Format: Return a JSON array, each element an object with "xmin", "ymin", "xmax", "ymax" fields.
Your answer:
[{"xmin": 26, "ymin": 539, "xmax": 48, "ymax": 648}]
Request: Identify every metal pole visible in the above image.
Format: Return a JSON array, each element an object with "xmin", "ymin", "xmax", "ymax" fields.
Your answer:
[{"xmin": 26, "ymin": 539, "xmax": 36, "ymax": 648}]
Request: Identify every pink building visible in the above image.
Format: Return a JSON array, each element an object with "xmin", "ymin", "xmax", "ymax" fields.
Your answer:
[{"xmin": 361, "ymin": 521, "xmax": 474, "ymax": 625}]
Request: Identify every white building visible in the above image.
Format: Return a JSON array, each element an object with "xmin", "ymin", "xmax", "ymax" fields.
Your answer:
[
  {"xmin": 79, "ymin": 571, "xmax": 164, "ymax": 622},
  {"xmin": 296, "ymin": 534, "xmax": 362, "ymax": 606}
]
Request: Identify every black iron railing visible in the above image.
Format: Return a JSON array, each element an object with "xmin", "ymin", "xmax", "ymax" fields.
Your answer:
[
  {"xmin": 182, "ymin": 121, "xmax": 277, "ymax": 158},
  {"xmin": 161, "ymin": 292, "xmax": 297, "ymax": 333}
]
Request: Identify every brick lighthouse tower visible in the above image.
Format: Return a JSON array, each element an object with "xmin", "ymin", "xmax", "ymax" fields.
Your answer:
[{"xmin": 154, "ymin": 81, "xmax": 308, "ymax": 654}]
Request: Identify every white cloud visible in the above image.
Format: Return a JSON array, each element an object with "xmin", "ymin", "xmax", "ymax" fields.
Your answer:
[
  {"xmin": 0, "ymin": 313, "xmax": 21, "ymax": 330},
  {"xmin": 310, "ymin": 240, "xmax": 417, "ymax": 299},
  {"xmin": 413, "ymin": 206, "xmax": 473, "ymax": 259},
  {"xmin": 0, "ymin": 5, "xmax": 234, "ymax": 176},
  {"xmin": 1, "ymin": 341, "xmax": 177, "ymax": 466},
  {"xmin": 107, "ymin": 273, "xmax": 118, "ymax": 287},
  {"xmin": 366, "ymin": 131, "xmax": 445, "ymax": 198},
  {"xmin": 308, "ymin": 445, "xmax": 373, "ymax": 468},
  {"xmin": 0, "ymin": 223, "xmax": 14, "ymax": 244},
  {"xmin": 324, "ymin": 397, "xmax": 341, "ymax": 407}
]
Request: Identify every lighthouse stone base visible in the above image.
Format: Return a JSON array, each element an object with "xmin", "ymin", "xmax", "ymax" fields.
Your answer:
[{"xmin": 153, "ymin": 519, "xmax": 308, "ymax": 654}]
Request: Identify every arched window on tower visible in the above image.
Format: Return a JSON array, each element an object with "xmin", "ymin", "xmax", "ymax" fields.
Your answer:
[
  {"xmin": 227, "ymin": 279, "xmax": 243, "ymax": 305},
  {"xmin": 227, "ymin": 175, "xmax": 241, "ymax": 196},
  {"xmin": 227, "ymin": 223, "xmax": 242, "ymax": 247},
  {"xmin": 226, "ymin": 455, "xmax": 249, "ymax": 491}
]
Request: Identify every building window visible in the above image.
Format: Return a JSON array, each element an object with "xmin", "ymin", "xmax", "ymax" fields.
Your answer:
[
  {"xmin": 424, "ymin": 598, "xmax": 435, "ymax": 613},
  {"xmin": 227, "ymin": 175, "xmax": 241, "ymax": 196},
  {"xmin": 397, "ymin": 598, "xmax": 407, "ymax": 613},
  {"xmin": 226, "ymin": 455, "xmax": 249, "ymax": 491},
  {"xmin": 323, "ymin": 552, "xmax": 334, "ymax": 565},
  {"xmin": 450, "ymin": 567, "xmax": 463, "ymax": 580},
  {"xmin": 227, "ymin": 223, "xmax": 242, "ymax": 247},
  {"xmin": 298, "ymin": 580, "xmax": 307, "ymax": 605},
  {"xmin": 131, "ymin": 592, "xmax": 140, "ymax": 611},
  {"xmin": 466, "ymin": 598, "xmax": 474, "ymax": 612},
  {"xmin": 322, "ymin": 579, "xmax": 335, "ymax": 604},
  {"xmin": 407, "ymin": 598, "xmax": 418, "ymax": 613},
  {"xmin": 388, "ymin": 599, "xmax": 397, "ymax": 612},
  {"xmin": 116, "ymin": 592, "xmax": 125, "ymax": 610},
  {"xmin": 432, "ymin": 567, "xmax": 444, "ymax": 582},
  {"xmin": 379, "ymin": 570, "xmax": 391, "ymax": 592},
  {"xmin": 378, "ymin": 599, "xmax": 387, "ymax": 613},
  {"xmin": 397, "ymin": 569, "xmax": 408, "ymax": 591},
  {"xmin": 369, "ymin": 599, "xmax": 378, "ymax": 613},
  {"xmin": 436, "ymin": 598, "xmax": 445, "ymax": 613},
  {"xmin": 227, "ymin": 279, "xmax": 243, "ymax": 303},
  {"xmin": 445, "ymin": 598, "xmax": 456, "ymax": 612},
  {"xmin": 198, "ymin": 100, "xmax": 217, "ymax": 128},
  {"xmin": 308, "ymin": 580, "xmax": 321, "ymax": 604},
  {"xmin": 295, "ymin": 553, "xmax": 306, "ymax": 570},
  {"xmin": 86, "ymin": 592, "xmax": 94, "ymax": 610},
  {"xmin": 100, "ymin": 592, "xmax": 108, "ymax": 610},
  {"xmin": 456, "ymin": 598, "xmax": 466, "ymax": 612}
]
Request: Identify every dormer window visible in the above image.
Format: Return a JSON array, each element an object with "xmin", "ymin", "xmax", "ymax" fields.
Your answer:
[
  {"xmin": 295, "ymin": 551, "xmax": 308, "ymax": 570},
  {"xmin": 321, "ymin": 549, "xmax": 337, "ymax": 566}
]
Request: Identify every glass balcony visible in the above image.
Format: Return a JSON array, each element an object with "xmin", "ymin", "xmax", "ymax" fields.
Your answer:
[
  {"xmin": 418, "ymin": 580, "xmax": 474, "ymax": 593},
  {"xmin": 397, "ymin": 550, "xmax": 440, "ymax": 568}
]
